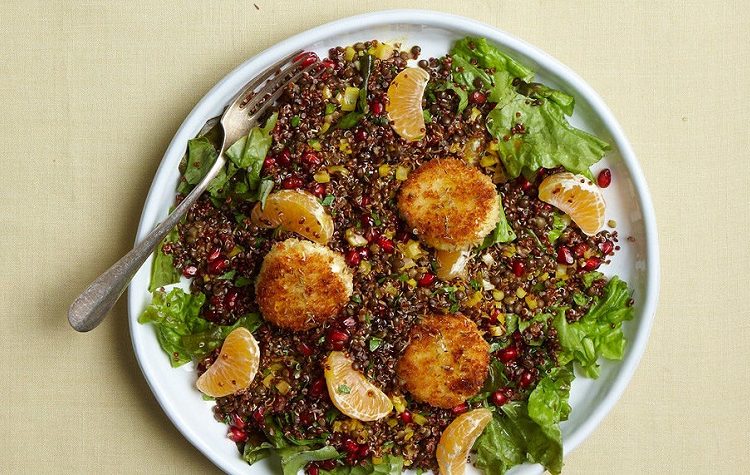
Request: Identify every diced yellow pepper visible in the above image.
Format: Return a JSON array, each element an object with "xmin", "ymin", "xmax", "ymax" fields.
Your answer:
[
  {"xmin": 412, "ymin": 413, "xmax": 427, "ymax": 425},
  {"xmin": 378, "ymin": 164, "xmax": 391, "ymax": 177},
  {"xmin": 313, "ymin": 170, "xmax": 330, "ymax": 183},
  {"xmin": 492, "ymin": 290, "xmax": 505, "ymax": 301},
  {"xmin": 406, "ymin": 278, "xmax": 417, "ymax": 288},
  {"xmin": 466, "ymin": 290, "xmax": 483, "ymax": 307},
  {"xmin": 275, "ymin": 380, "xmax": 290, "ymax": 395},
  {"xmin": 321, "ymin": 85, "xmax": 332, "ymax": 99},
  {"xmin": 525, "ymin": 295, "xmax": 538, "ymax": 310},
  {"xmin": 344, "ymin": 46, "xmax": 356, "ymax": 62},
  {"xmin": 395, "ymin": 165, "xmax": 409, "ymax": 181},
  {"xmin": 516, "ymin": 287, "xmax": 527, "ymax": 298},
  {"xmin": 359, "ymin": 260, "xmax": 372, "ymax": 275},
  {"xmin": 469, "ymin": 107, "xmax": 482, "ymax": 122},
  {"xmin": 338, "ymin": 140, "xmax": 352, "ymax": 154},
  {"xmin": 391, "ymin": 395, "xmax": 406, "ymax": 413},
  {"xmin": 341, "ymin": 87, "xmax": 360, "ymax": 111},
  {"xmin": 480, "ymin": 153, "xmax": 499, "ymax": 167},
  {"xmin": 373, "ymin": 42, "xmax": 394, "ymax": 59}
]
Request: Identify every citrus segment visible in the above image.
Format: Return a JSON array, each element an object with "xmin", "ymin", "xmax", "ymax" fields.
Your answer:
[
  {"xmin": 436, "ymin": 408, "xmax": 493, "ymax": 475},
  {"xmin": 386, "ymin": 67, "xmax": 430, "ymax": 141},
  {"xmin": 250, "ymin": 189, "xmax": 334, "ymax": 244},
  {"xmin": 323, "ymin": 351, "xmax": 393, "ymax": 422},
  {"xmin": 196, "ymin": 327, "xmax": 260, "ymax": 398},
  {"xmin": 538, "ymin": 172, "xmax": 605, "ymax": 236},
  {"xmin": 435, "ymin": 249, "xmax": 471, "ymax": 280}
]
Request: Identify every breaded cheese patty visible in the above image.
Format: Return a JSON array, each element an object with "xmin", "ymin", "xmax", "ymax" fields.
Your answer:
[
  {"xmin": 397, "ymin": 158, "xmax": 500, "ymax": 251},
  {"xmin": 255, "ymin": 238, "xmax": 353, "ymax": 331},
  {"xmin": 396, "ymin": 314, "xmax": 489, "ymax": 409}
]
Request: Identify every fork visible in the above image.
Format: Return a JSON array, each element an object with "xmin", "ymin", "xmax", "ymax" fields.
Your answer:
[{"xmin": 68, "ymin": 51, "xmax": 322, "ymax": 332}]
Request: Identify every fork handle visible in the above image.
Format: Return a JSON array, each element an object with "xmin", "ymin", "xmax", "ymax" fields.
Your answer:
[{"xmin": 68, "ymin": 149, "xmax": 227, "ymax": 332}]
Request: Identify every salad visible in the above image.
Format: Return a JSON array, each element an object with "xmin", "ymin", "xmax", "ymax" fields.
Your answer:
[{"xmin": 139, "ymin": 37, "xmax": 633, "ymax": 475}]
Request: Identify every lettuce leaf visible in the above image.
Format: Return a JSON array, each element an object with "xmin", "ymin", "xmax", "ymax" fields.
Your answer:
[
  {"xmin": 527, "ymin": 366, "xmax": 574, "ymax": 427},
  {"xmin": 184, "ymin": 137, "xmax": 218, "ymax": 185},
  {"xmin": 138, "ymin": 288, "xmax": 262, "ymax": 366},
  {"xmin": 148, "ymin": 227, "xmax": 180, "ymax": 292},
  {"xmin": 225, "ymin": 113, "xmax": 278, "ymax": 191},
  {"xmin": 137, "ymin": 288, "xmax": 208, "ymax": 367},
  {"xmin": 276, "ymin": 446, "xmax": 339, "ymax": 475},
  {"xmin": 479, "ymin": 196, "xmax": 516, "ymax": 249},
  {"xmin": 242, "ymin": 433, "xmax": 274, "ymax": 465},
  {"xmin": 450, "ymin": 37, "xmax": 610, "ymax": 179},
  {"xmin": 554, "ymin": 276, "xmax": 634, "ymax": 378},
  {"xmin": 546, "ymin": 212, "xmax": 568, "ymax": 244},
  {"xmin": 319, "ymin": 454, "xmax": 404, "ymax": 475},
  {"xmin": 474, "ymin": 402, "xmax": 564, "ymax": 475},
  {"xmin": 486, "ymin": 95, "xmax": 610, "ymax": 178}
]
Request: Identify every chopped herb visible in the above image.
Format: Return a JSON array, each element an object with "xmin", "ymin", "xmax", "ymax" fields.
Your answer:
[
  {"xmin": 351, "ymin": 294, "xmax": 362, "ymax": 304},
  {"xmin": 369, "ymin": 337, "xmax": 383, "ymax": 351},
  {"xmin": 470, "ymin": 279, "xmax": 482, "ymax": 291},
  {"xmin": 321, "ymin": 194, "xmax": 335, "ymax": 206},
  {"xmin": 371, "ymin": 211, "xmax": 382, "ymax": 226},
  {"xmin": 290, "ymin": 115, "xmax": 301, "ymax": 127},
  {"xmin": 449, "ymin": 302, "xmax": 460, "ymax": 312},
  {"xmin": 235, "ymin": 276, "xmax": 252, "ymax": 287},
  {"xmin": 336, "ymin": 384, "xmax": 351, "ymax": 394},
  {"xmin": 423, "ymin": 110, "xmax": 433, "ymax": 124},
  {"xmin": 218, "ymin": 270, "xmax": 236, "ymax": 281},
  {"xmin": 324, "ymin": 103, "xmax": 336, "ymax": 115}
]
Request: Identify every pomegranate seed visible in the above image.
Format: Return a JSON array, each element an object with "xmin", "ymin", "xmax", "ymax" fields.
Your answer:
[
  {"xmin": 207, "ymin": 247, "xmax": 221, "ymax": 262},
  {"xmin": 298, "ymin": 342, "xmax": 314, "ymax": 356},
  {"xmin": 599, "ymin": 240, "xmax": 614, "ymax": 255},
  {"xmin": 345, "ymin": 248, "xmax": 362, "ymax": 267},
  {"xmin": 207, "ymin": 258, "xmax": 227, "ymax": 275},
  {"xmin": 512, "ymin": 331, "xmax": 523, "ymax": 343},
  {"xmin": 451, "ymin": 403, "xmax": 468, "ymax": 415},
  {"xmin": 302, "ymin": 151, "xmax": 321, "ymax": 167},
  {"xmin": 309, "ymin": 378, "xmax": 326, "ymax": 398},
  {"xmin": 357, "ymin": 444, "xmax": 370, "ymax": 458},
  {"xmin": 311, "ymin": 183, "xmax": 326, "ymax": 198},
  {"xmin": 490, "ymin": 390, "xmax": 509, "ymax": 406},
  {"xmin": 597, "ymin": 168, "xmax": 612, "ymax": 188},
  {"xmin": 354, "ymin": 129, "xmax": 368, "ymax": 142},
  {"xmin": 399, "ymin": 410, "xmax": 413, "ymax": 423},
  {"xmin": 252, "ymin": 406, "xmax": 265, "ymax": 425},
  {"xmin": 320, "ymin": 460, "xmax": 337, "ymax": 470},
  {"xmin": 299, "ymin": 52, "xmax": 319, "ymax": 67},
  {"xmin": 573, "ymin": 243, "xmax": 587, "ymax": 258},
  {"xmin": 417, "ymin": 273, "xmax": 436, "ymax": 287},
  {"xmin": 359, "ymin": 195, "xmax": 371, "ymax": 207},
  {"xmin": 519, "ymin": 176, "xmax": 532, "ymax": 192},
  {"xmin": 364, "ymin": 227, "xmax": 380, "ymax": 244},
  {"xmin": 498, "ymin": 346, "xmax": 518, "ymax": 363},
  {"xmin": 328, "ymin": 329, "xmax": 349, "ymax": 344},
  {"xmin": 263, "ymin": 156, "xmax": 276, "ymax": 170},
  {"xmin": 469, "ymin": 90, "xmax": 487, "ymax": 104},
  {"xmin": 370, "ymin": 101, "xmax": 384, "ymax": 116},
  {"xmin": 227, "ymin": 426, "xmax": 248, "ymax": 443},
  {"xmin": 224, "ymin": 289, "xmax": 238, "ymax": 309},
  {"xmin": 343, "ymin": 438, "xmax": 359, "ymax": 454},
  {"xmin": 282, "ymin": 176, "xmax": 304, "ymax": 189},
  {"xmin": 557, "ymin": 246, "xmax": 574, "ymax": 265},
  {"xmin": 321, "ymin": 58, "xmax": 335, "ymax": 69},
  {"xmin": 210, "ymin": 295, "xmax": 222, "ymax": 307},
  {"xmin": 293, "ymin": 51, "xmax": 309, "ymax": 62},
  {"xmin": 300, "ymin": 411, "xmax": 313, "ymax": 426},
  {"xmin": 377, "ymin": 235, "xmax": 395, "ymax": 253},
  {"xmin": 583, "ymin": 257, "xmax": 601, "ymax": 271},
  {"xmin": 512, "ymin": 260, "xmax": 525, "ymax": 277},
  {"xmin": 231, "ymin": 413, "xmax": 245, "ymax": 430},
  {"xmin": 490, "ymin": 308, "xmax": 502, "ymax": 323},
  {"xmin": 519, "ymin": 371, "xmax": 534, "ymax": 389},
  {"xmin": 307, "ymin": 465, "xmax": 320, "ymax": 475},
  {"xmin": 360, "ymin": 215, "xmax": 375, "ymax": 229},
  {"xmin": 182, "ymin": 265, "xmax": 198, "ymax": 277},
  {"xmin": 277, "ymin": 148, "xmax": 292, "ymax": 166}
]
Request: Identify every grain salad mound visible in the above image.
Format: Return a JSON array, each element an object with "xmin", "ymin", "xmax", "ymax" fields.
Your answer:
[{"xmin": 139, "ymin": 36, "xmax": 634, "ymax": 475}]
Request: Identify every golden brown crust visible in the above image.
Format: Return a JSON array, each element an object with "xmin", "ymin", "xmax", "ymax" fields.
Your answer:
[
  {"xmin": 397, "ymin": 158, "xmax": 500, "ymax": 251},
  {"xmin": 396, "ymin": 313, "xmax": 490, "ymax": 409},
  {"xmin": 255, "ymin": 238, "xmax": 352, "ymax": 331}
]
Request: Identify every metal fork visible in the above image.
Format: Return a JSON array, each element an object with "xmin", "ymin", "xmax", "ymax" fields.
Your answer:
[{"xmin": 68, "ymin": 51, "xmax": 322, "ymax": 332}]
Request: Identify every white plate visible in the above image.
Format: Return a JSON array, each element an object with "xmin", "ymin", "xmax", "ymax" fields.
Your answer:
[{"xmin": 128, "ymin": 9, "xmax": 659, "ymax": 475}]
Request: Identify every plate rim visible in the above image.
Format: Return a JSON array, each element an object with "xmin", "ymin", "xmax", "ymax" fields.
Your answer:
[{"xmin": 128, "ymin": 9, "xmax": 660, "ymax": 474}]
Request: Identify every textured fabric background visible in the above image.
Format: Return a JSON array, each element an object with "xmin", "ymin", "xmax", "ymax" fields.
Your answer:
[{"xmin": 1, "ymin": 1, "xmax": 748, "ymax": 473}]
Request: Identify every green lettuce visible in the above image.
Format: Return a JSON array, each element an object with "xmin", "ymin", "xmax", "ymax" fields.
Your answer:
[
  {"xmin": 546, "ymin": 212, "xmax": 568, "ymax": 244},
  {"xmin": 486, "ymin": 95, "xmax": 610, "ymax": 178},
  {"xmin": 474, "ymin": 402, "xmax": 564, "ymax": 475},
  {"xmin": 277, "ymin": 446, "xmax": 339, "ymax": 475},
  {"xmin": 242, "ymin": 434, "xmax": 274, "ymax": 465},
  {"xmin": 554, "ymin": 276, "xmax": 634, "ymax": 378},
  {"xmin": 528, "ymin": 366, "xmax": 574, "ymax": 428},
  {"xmin": 450, "ymin": 37, "xmax": 610, "ymax": 179},
  {"xmin": 184, "ymin": 137, "xmax": 218, "ymax": 185},
  {"xmin": 319, "ymin": 454, "xmax": 404, "ymax": 475},
  {"xmin": 148, "ymin": 227, "xmax": 180, "ymax": 292},
  {"xmin": 138, "ymin": 287, "xmax": 263, "ymax": 366},
  {"xmin": 137, "ymin": 288, "xmax": 208, "ymax": 367},
  {"xmin": 225, "ymin": 112, "xmax": 278, "ymax": 191},
  {"xmin": 479, "ymin": 196, "xmax": 516, "ymax": 249}
]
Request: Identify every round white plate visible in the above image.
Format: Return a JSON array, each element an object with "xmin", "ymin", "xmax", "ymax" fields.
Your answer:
[{"xmin": 128, "ymin": 9, "xmax": 659, "ymax": 475}]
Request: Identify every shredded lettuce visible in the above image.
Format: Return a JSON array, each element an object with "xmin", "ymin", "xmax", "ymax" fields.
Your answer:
[
  {"xmin": 554, "ymin": 276, "xmax": 634, "ymax": 378},
  {"xmin": 479, "ymin": 196, "xmax": 517, "ymax": 249},
  {"xmin": 546, "ymin": 212, "xmax": 568, "ymax": 244},
  {"xmin": 450, "ymin": 36, "xmax": 610, "ymax": 178},
  {"xmin": 527, "ymin": 366, "xmax": 574, "ymax": 428},
  {"xmin": 138, "ymin": 287, "xmax": 262, "ymax": 366},
  {"xmin": 148, "ymin": 227, "xmax": 180, "ymax": 292},
  {"xmin": 320, "ymin": 455, "xmax": 404, "ymax": 475},
  {"xmin": 184, "ymin": 137, "xmax": 218, "ymax": 185},
  {"xmin": 277, "ymin": 446, "xmax": 339, "ymax": 475},
  {"xmin": 225, "ymin": 113, "xmax": 278, "ymax": 191}
]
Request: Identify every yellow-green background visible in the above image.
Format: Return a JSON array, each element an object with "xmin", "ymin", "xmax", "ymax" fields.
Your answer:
[{"xmin": 1, "ymin": 1, "xmax": 748, "ymax": 473}]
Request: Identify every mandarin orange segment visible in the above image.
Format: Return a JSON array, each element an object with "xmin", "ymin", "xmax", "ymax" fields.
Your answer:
[
  {"xmin": 538, "ymin": 172, "xmax": 606, "ymax": 236},
  {"xmin": 250, "ymin": 189, "xmax": 334, "ymax": 244},
  {"xmin": 195, "ymin": 327, "xmax": 260, "ymax": 398},
  {"xmin": 386, "ymin": 67, "xmax": 430, "ymax": 141},
  {"xmin": 436, "ymin": 408, "xmax": 493, "ymax": 475},
  {"xmin": 323, "ymin": 351, "xmax": 393, "ymax": 422},
  {"xmin": 435, "ymin": 249, "xmax": 471, "ymax": 281}
]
